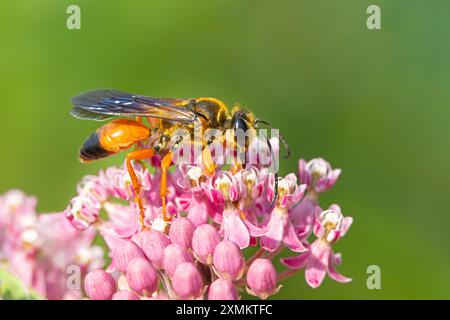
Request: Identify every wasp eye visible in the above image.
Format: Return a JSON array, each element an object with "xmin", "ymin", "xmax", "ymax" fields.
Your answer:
[{"xmin": 233, "ymin": 117, "xmax": 248, "ymax": 132}]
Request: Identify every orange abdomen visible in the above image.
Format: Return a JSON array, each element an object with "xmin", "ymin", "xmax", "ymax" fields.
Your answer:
[
  {"xmin": 79, "ymin": 119, "xmax": 150, "ymax": 162},
  {"xmin": 99, "ymin": 119, "xmax": 150, "ymax": 152}
]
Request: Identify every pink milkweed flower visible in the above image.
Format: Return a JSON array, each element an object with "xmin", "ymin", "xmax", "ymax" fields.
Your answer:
[
  {"xmin": 246, "ymin": 259, "xmax": 281, "ymax": 300},
  {"xmin": 65, "ymin": 196, "xmax": 100, "ymax": 230},
  {"xmin": 172, "ymin": 262, "xmax": 205, "ymax": 300},
  {"xmin": 298, "ymin": 158, "xmax": 341, "ymax": 193},
  {"xmin": 169, "ymin": 217, "xmax": 195, "ymax": 250},
  {"xmin": 0, "ymin": 198, "xmax": 102, "ymax": 300},
  {"xmin": 192, "ymin": 223, "xmax": 222, "ymax": 264},
  {"xmin": 261, "ymin": 174, "xmax": 307, "ymax": 252},
  {"xmin": 238, "ymin": 166, "xmax": 269, "ymax": 226},
  {"xmin": 84, "ymin": 269, "xmax": 117, "ymax": 300},
  {"xmin": 210, "ymin": 171, "xmax": 264, "ymax": 249},
  {"xmin": 281, "ymin": 204, "xmax": 353, "ymax": 288},
  {"xmin": 125, "ymin": 257, "xmax": 158, "ymax": 295},
  {"xmin": 176, "ymin": 165, "xmax": 221, "ymax": 227},
  {"xmin": 111, "ymin": 240, "xmax": 145, "ymax": 273},
  {"xmin": 290, "ymin": 193, "xmax": 320, "ymax": 239},
  {"xmin": 212, "ymin": 240, "xmax": 245, "ymax": 281},
  {"xmin": 208, "ymin": 279, "xmax": 240, "ymax": 300},
  {"xmin": 133, "ymin": 230, "xmax": 170, "ymax": 269},
  {"xmin": 163, "ymin": 244, "xmax": 194, "ymax": 277},
  {"xmin": 99, "ymin": 202, "xmax": 140, "ymax": 251}
]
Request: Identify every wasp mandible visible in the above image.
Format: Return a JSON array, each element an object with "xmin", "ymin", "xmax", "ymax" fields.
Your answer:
[{"xmin": 70, "ymin": 89, "xmax": 289, "ymax": 229}]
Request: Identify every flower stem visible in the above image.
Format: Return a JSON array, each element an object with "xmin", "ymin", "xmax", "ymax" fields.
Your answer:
[
  {"xmin": 277, "ymin": 269, "xmax": 300, "ymax": 282},
  {"xmin": 246, "ymin": 248, "xmax": 265, "ymax": 266},
  {"xmin": 159, "ymin": 271, "xmax": 176, "ymax": 300},
  {"xmin": 264, "ymin": 246, "xmax": 284, "ymax": 260}
]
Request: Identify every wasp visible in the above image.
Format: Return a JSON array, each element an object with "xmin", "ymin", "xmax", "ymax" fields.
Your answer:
[{"xmin": 70, "ymin": 89, "xmax": 289, "ymax": 228}]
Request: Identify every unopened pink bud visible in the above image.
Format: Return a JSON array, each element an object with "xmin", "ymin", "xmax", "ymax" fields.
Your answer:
[
  {"xmin": 112, "ymin": 240, "xmax": 145, "ymax": 273},
  {"xmin": 84, "ymin": 270, "xmax": 116, "ymax": 300},
  {"xmin": 246, "ymin": 259, "xmax": 281, "ymax": 300},
  {"xmin": 208, "ymin": 279, "xmax": 239, "ymax": 300},
  {"xmin": 163, "ymin": 243, "xmax": 194, "ymax": 277},
  {"xmin": 172, "ymin": 262, "xmax": 204, "ymax": 299},
  {"xmin": 112, "ymin": 290, "xmax": 140, "ymax": 300},
  {"xmin": 135, "ymin": 230, "xmax": 170, "ymax": 269},
  {"xmin": 125, "ymin": 257, "xmax": 158, "ymax": 295},
  {"xmin": 192, "ymin": 224, "xmax": 221, "ymax": 264},
  {"xmin": 213, "ymin": 240, "xmax": 244, "ymax": 281},
  {"xmin": 169, "ymin": 217, "xmax": 195, "ymax": 250}
]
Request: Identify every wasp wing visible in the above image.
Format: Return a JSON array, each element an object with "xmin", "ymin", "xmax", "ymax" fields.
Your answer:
[
  {"xmin": 70, "ymin": 89, "xmax": 196, "ymax": 123},
  {"xmin": 70, "ymin": 107, "xmax": 115, "ymax": 121}
]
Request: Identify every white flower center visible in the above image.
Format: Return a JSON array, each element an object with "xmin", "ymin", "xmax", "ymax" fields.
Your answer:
[
  {"xmin": 214, "ymin": 173, "xmax": 233, "ymax": 198},
  {"xmin": 319, "ymin": 209, "xmax": 342, "ymax": 230},
  {"xmin": 307, "ymin": 158, "xmax": 329, "ymax": 179},
  {"xmin": 278, "ymin": 178, "xmax": 296, "ymax": 197},
  {"xmin": 186, "ymin": 166, "xmax": 204, "ymax": 187},
  {"xmin": 21, "ymin": 228, "xmax": 40, "ymax": 250}
]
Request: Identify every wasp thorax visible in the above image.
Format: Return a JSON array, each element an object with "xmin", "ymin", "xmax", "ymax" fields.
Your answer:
[{"xmin": 307, "ymin": 158, "xmax": 330, "ymax": 181}]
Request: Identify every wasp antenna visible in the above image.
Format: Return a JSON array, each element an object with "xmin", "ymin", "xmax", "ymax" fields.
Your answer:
[
  {"xmin": 279, "ymin": 132, "xmax": 291, "ymax": 159},
  {"xmin": 265, "ymin": 137, "xmax": 279, "ymax": 208},
  {"xmin": 255, "ymin": 119, "xmax": 290, "ymax": 159}
]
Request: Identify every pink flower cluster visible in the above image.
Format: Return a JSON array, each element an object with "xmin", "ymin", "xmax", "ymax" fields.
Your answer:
[
  {"xmin": 0, "ymin": 190, "xmax": 104, "ymax": 299},
  {"xmin": 61, "ymin": 155, "xmax": 353, "ymax": 300}
]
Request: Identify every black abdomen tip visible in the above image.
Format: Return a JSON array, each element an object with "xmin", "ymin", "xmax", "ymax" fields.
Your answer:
[{"xmin": 79, "ymin": 131, "xmax": 112, "ymax": 162}]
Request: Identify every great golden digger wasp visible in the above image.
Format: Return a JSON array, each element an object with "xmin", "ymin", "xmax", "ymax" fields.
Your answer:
[{"xmin": 70, "ymin": 89, "xmax": 290, "ymax": 229}]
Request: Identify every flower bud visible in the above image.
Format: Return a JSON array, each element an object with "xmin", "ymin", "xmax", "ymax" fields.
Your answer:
[
  {"xmin": 163, "ymin": 244, "xmax": 194, "ymax": 277},
  {"xmin": 169, "ymin": 217, "xmax": 195, "ymax": 250},
  {"xmin": 172, "ymin": 262, "xmax": 204, "ymax": 300},
  {"xmin": 213, "ymin": 240, "xmax": 244, "ymax": 281},
  {"xmin": 135, "ymin": 230, "xmax": 170, "ymax": 269},
  {"xmin": 112, "ymin": 240, "xmax": 145, "ymax": 273},
  {"xmin": 84, "ymin": 270, "xmax": 116, "ymax": 300},
  {"xmin": 125, "ymin": 257, "xmax": 158, "ymax": 295},
  {"xmin": 192, "ymin": 224, "xmax": 221, "ymax": 264},
  {"xmin": 246, "ymin": 259, "xmax": 281, "ymax": 300},
  {"xmin": 112, "ymin": 290, "xmax": 140, "ymax": 300},
  {"xmin": 208, "ymin": 279, "xmax": 239, "ymax": 300}
]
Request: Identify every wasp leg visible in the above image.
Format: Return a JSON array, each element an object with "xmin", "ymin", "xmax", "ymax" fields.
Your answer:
[
  {"xmin": 160, "ymin": 152, "xmax": 173, "ymax": 222},
  {"xmin": 202, "ymin": 145, "xmax": 217, "ymax": 177},
  {"xmin": 126, "ymin": 149, "xmax": 155, "ymax": 229},
  {"xmin": 133, "ymin": 117, "xmax": 149, "ymax": 170}
]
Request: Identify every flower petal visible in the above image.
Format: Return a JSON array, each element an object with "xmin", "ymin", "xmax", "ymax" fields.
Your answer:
[
  {"xmin": 281, "ymin": 252, "xmax": 309, "ymax": 269},
  {"xmin": 305, "ymin": 240, "xmax": 331, "ymax": 288},
  {"xmin": 223, "ymin": 212, "xmax": 250, "ymax": 249},
  {"xmin": 260, "ymin": 212, "xmax": 284, "ymax": 252},
  {"xmin": 283, "ymin": 218, "xmax": 307, "ymax": 252},
  {"xmin": 327, "ymin": 253, "xmax": 352, "ymax": 283}
]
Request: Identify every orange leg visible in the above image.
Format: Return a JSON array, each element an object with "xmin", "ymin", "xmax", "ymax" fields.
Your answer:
[
  {"xmin": 160, "ymin": 152, "xmax": 173, "ymax": 222},
  {"xmin": 126, "ymin": 149, "xmax": 155, "ymax": 229},
  {"xmin": 202, "ymin": 145, "xmax": 217, "ymax": 177}
]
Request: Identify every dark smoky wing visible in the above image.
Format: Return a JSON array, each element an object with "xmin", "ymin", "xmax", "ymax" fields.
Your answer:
[{"xmin": 70, "ymin": 89, "xmax": 196, "ymax": 123}]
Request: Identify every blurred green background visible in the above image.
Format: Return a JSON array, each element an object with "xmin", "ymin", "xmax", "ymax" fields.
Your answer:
[{"xmin": 1, "ymin": 0, "xmax": 449, "ymax": 299}]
